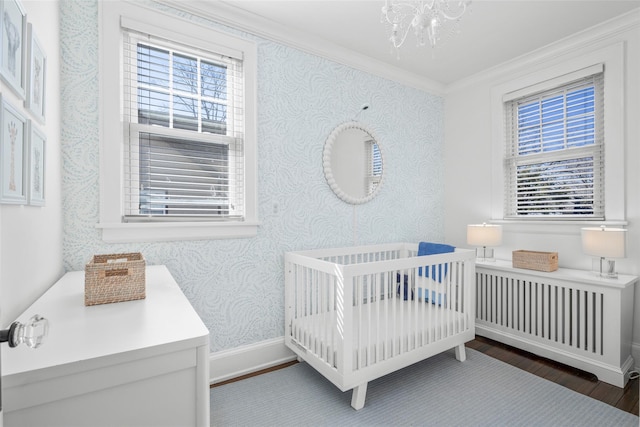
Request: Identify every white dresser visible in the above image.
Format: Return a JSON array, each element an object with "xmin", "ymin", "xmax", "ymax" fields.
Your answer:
[{"xmin": 1, "ymin": 265, "xmax": 210, "ymax": 427}]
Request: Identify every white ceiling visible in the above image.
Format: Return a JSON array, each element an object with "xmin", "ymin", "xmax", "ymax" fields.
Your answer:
[{"xmin": 213, "ymin": 0, "xmax": 639, "ymax": 86}]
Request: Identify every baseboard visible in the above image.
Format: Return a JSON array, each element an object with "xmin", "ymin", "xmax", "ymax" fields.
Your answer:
[
  {"xmin": 209, "ymin": 337, "xmax": 297, "ymax": 384},
  {"xmin": 477, "ymin": 326, "xmax": 631, "ymax": 387},
  {"xmin": 208, "ymin": 335, "xmax": 640, "ymax": 386}
]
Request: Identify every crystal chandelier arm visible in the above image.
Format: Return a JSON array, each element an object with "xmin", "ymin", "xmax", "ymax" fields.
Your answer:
[
  {"xmin": 381, "ymin": 1, "xmax": 421, "ymax": 48},
  {"xmin": 382, "ymin": 0, "xmax": 471, "ymax": 52},
  {"xmin": 440, "ymin": 0, "xmax": 471, "ymax": 20}
]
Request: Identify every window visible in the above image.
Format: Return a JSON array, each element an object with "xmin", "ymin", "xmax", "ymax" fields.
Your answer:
[
  {"xmin": 124, "ymin": 34, "xmax": 244, "ymax": 220},
  {"xmin": 99, "ymin": 3, "xmax": 258, "ymax": 242},
  {"xmin": 490, "ymin": 44, "xmax": 625, "ymax": 226},
  {"xmin": 503, "ymin": 68, "xmax": 604, "ymax": 219}
]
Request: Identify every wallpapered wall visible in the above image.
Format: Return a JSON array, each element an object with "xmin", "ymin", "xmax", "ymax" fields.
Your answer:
[{"xmin": 60, "ymin": 0, "xmax": 446, "ymax": 352}]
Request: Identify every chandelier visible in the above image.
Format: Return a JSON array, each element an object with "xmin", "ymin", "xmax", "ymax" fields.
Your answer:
[{"xmin": 381, "ymin": 0, "xmax": 471, "ymax": 54}]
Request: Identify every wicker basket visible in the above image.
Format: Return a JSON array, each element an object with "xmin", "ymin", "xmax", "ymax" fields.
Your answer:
[
  {"xmin": 85, "ymin": 253, "xmax": 146, "ymax": 306},
  {"xmin": 512, "ymin": 250, "xmax": 558, "ymax": 272}
]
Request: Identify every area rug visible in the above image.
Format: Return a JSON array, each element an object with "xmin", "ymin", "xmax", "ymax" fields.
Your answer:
[{"xmin": 210, "ymin": 348, "xmax": 638, "ymax": 426}]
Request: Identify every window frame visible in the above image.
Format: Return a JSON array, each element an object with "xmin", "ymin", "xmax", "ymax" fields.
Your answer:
[
  {"xmin": 490, "ymin": 42, "xmax": 626, "ymax": 229},
  {"xmin": 123, "ymin": 33, "xmax": 243, "ymax": 220},
  {"xmin": 503, "ymin": 69, "xmax": 604, "ymax": 219},
  {"xmin": 99, "ymin": 1, "xmax": 258, "ymax": 242}
]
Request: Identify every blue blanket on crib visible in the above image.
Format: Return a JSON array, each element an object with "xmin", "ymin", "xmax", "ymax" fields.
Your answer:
[
  {"xmin": 418, "ymin": 242, "xmax": 455, "ymax": 281},
  {"xmin": 417, "ymin": 288, "xmax": 446, "ymax": 305},
  {"xmin": 397, "ymin": 242, "xmax": 455, "ymax": 304}
]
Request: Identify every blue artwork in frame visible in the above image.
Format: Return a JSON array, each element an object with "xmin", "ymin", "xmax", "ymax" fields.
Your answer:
[
  {"xmin": 0, "ymin": 95, "xmax": 27, "ymax": 204},
  {"xmin": 0, "ymin": 0, "xmax": 26, "ymax": 99},
  {"xmin": 28, "ymin": 120, "xmax": 45, "ymax": 206}
]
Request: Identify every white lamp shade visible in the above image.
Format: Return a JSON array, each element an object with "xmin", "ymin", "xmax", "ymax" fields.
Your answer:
[
  {"xmin": 467, "ymin": 224, "xmax": 503, "ymax": 247},
  {"xmin": 581, "ymin": 226, "xmax": 626, "ymax": 258}
]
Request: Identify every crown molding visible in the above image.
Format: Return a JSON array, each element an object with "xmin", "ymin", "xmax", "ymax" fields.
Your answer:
[
  {"xmin": 154, "ymin": 0, "xmax": 445, "ymax": 96},
  {"xmin": 445, "ymin": 8, "xmax": 640, "ymax": 94}
]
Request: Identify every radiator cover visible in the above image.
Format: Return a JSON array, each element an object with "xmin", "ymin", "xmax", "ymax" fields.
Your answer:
[{"xmin": 475, "ymin": 260, "xmax": 637, "ymax": 387}]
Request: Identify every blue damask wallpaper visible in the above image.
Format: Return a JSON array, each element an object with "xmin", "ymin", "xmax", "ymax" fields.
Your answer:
[{"xmin": 60, "ymin": 0, "xmax": 445, "ymax": 352}]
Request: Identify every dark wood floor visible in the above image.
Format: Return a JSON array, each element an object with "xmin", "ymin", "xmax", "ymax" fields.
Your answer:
[
  {"xmin": 213, "ymin": 336, "xmax": 639, "ymax": 417},
  {"xmin": 467, "ymin": 335, "xmax": 639, "ymax": 416}
]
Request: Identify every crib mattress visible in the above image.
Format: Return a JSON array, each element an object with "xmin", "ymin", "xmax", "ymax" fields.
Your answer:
[{"xmin": 290, "ymin": 298, "xmax": 469, "ymax": 370}]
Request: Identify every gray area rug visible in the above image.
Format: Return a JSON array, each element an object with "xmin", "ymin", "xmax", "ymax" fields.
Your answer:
[{"xmin": 210, "ymin": 347, "xmax": 638, "ymax": 426}]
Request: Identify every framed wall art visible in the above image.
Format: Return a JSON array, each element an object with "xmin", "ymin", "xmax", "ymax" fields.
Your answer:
[
  {"xmin": 28, "ymin": 120, "xmax": 45, "ymax": 205},
  {"xmin": 25, "ymin": 23, "xmax": 45, "ymax": 123},
  {"xmin": 0, "ymin": 96, "xmax": 27, "ymax": 204},
  {"xmin": 0, "ymin": 0, "xmax": 26, "ymax": 98}
]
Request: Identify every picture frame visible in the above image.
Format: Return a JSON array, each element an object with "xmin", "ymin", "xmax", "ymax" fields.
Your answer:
[
  {"xmin": 0, "ymin": 0, "xmax": 26, "ymax": 99},
  {"xmin": 0, "ymin": 96, "xmax": 27, "ymax": 204},
  {"xmin": 27, "ymin": 120, "xmax": 45, "ymax": 205},
  {"xmin": 25, "ymin": 23, "xmax": 45, "ymax": 123}
]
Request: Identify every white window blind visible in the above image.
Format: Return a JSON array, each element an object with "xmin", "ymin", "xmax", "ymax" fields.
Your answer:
[
  {"xmin": 122, "ymin": 28, "xmax": 245, "ymax": 221},
  {"xmin": 504, "ymin": 71, "xmax": 604, "ymax": 219}
]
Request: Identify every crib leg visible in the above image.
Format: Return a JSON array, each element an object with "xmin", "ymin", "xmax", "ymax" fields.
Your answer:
[
  {"xmin": 351, "ymin": 383, "xmax": 368, "ymax": 410},
  {"xmin": 455, "ymin": 343, "xmax": 466, "ymax": 362}
]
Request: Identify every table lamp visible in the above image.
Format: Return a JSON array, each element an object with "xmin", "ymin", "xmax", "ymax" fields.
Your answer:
[
  {"xmin": 581, "ymin": 225, "xmax": 626, "ymax": 278},
  {"xmin": 467, "ymin": 223, "xmax": 503, "ymax": 262}
]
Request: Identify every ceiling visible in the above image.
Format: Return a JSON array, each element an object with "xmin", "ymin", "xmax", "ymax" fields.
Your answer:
[{"xmin": 214, "ymin": 0, "xmax": 639, "ymax": 87}]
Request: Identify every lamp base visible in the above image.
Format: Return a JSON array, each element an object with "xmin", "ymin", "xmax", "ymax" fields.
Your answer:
[
  {"xmin": 591, "ymin": 257, "xmax": 618, "ymax": 278},
  {"xmin": 476, "ymin": 247, "xmax": 495, "ymax": 262}
]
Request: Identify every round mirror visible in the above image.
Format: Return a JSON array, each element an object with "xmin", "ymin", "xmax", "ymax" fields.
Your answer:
[{"xmin": 323, "ymin": 121, "xmax": 384, "ymax": 204}]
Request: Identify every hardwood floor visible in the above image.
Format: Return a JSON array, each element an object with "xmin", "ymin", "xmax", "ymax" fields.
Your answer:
[
  {"xmin": 467, "ymin": 336, "xmax": 639, "ymax": 416},
  {"xmin": 213, "ymin": 336, "xmax": 639, "ymax": 417}
]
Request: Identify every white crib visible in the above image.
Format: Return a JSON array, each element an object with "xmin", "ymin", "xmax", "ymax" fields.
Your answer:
[{"xmin": 284, "ymin": 243, "xmax": 476, "ymax": 410}]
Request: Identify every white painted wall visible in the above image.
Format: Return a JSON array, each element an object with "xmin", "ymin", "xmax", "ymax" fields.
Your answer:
[
  {"xmin": 0, "ymin": 1, "xmax": 63, "ymax": 326},
  {"xmin": 444, "ymin": 11, "xmax": 640, "ymax": 362},
  {"xmin": 60, "ymin": 0, "xmax": 447, "ymax": 354}
]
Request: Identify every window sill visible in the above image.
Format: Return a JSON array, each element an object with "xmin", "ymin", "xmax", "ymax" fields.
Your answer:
[
  {"xmin": 489, "ymin": 219, "xmax": 628, "ymax": 235},
  {"xmin": 97, "ymin": 221, "xmax": 260, "ymax": 243}
]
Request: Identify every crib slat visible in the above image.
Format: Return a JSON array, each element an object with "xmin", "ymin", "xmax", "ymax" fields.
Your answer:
[
  {"xmin": 399, "ymin": 268, "xmax": 405, "ymax": 354},
  {"xmin": 341, "ymin": 265, "xmax": 352, "ymax": 376},
  {"xmin": 320, "ymin": 270, "xmax": 326, "ymax": 362},
  {"xmin": 313, "ymin": 269, "xmax": 318, "ymax": 356},
  {"xmin": 383, "ymin": 271, "xmax": 389, "ymax": 360},
  {"xmin": 453, "ymin": 262, "xmax": 458, "ymax": 333},
  {"xmin": 440, "ymin": 263, "xmax": 447, "ymax": 338},
  {"xmin": 447, "ymin": 262, "xmax": 452, "ymax": 336},
  {"xmin": 297, "ymin": 265, "xmax": 304, "ymax": 345},
  {"xmin": 373, "ymin": 273, "xmax": 380, "ymax": 360},
  {"xmin": 389, "ymin": 264, "xmax": 396, "ymax": 356},
  {"xmin": 451, "ymin": 262, "xmax": 457, "ymax": 334},
  {"xmin": 366, "ymin": 274, "xmax": 372, "ymax": 367},
  {"xmin": 411, "ymin": 269, "xmax": 417, "ymax": 352},
  {"xmin": 308, "ymin": 268, "xmax": 313, "ymax": 353},
  {"xmin": 356, "ymin": 275, "xmax": 362, "ymax": 370}
]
